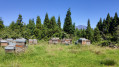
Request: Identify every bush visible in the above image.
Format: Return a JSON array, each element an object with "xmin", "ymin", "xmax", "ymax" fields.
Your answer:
[{"xmin": 100, "ymin": 58, "xmax": 116, "ymax": 66}]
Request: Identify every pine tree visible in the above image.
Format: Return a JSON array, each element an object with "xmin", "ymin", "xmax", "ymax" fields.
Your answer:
[
  {"xmin": 0, "ymin": 18, "xmax": 4, "ymax": 30},
  {"xmin": 44, "ymin": 13, "xmax": 50, "ymax": 28},
  {"xmin": 57, "ymin": 16, "xmax": 61, "ymax": 29},
  {"xmin": 115, "ymin": 25, "xmax": 119, "ymax": 43},
  {"xmin": 97, "ymin": 18, "xmax": 103, "ymax": 32},
  {"xmin": 27, "ymin": 19, "xmax": 35, "ymax": 35},
  {"xmin": 102, "ymin": 19, "xmax": 107, "ymax": 33},
  {"xmin": 72, "ymin": 23, "xmax": 75, "ymax": 35},
  {"xmin": 36, "ymin": 16, "xmax": 42, "ymax": 29},
  {"xmin": 105, "ymin": 13, "xmax": 111, "ymax": 34},
  {"xmin": 86, "ymin": 19, "xmax": 93, "ymax": 42},
  {"xmin": 94, "ymin": 27, "xmax": 101, "ymax": 42},
  {"xmin": 9, "ymin": 21, "xmax": 15, "ymax": 30},
  {"xmin": 63, "ymin": 8, "xmax": 73, "ymax": 34},
  {"xmin": 110, "ymin": 13, "xmax": 118, "ymax": 35},
  {"xmin": 50, "ymin": 16, "xmax": 57, "ymax": 29}
]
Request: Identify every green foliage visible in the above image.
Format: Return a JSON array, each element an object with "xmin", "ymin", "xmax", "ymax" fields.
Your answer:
[
  {"xmin": 86, "ymin": 19, "xmax": 94, "ymax": 42},
  {"xmin": 63, "ymin": 8, "xmax": 74, "ymax": 34},
  {"xmin": 94, "ymin": 27, "xmax": 101, "ymax": 42},
  {"xmin": 0, "ymin": 18, "xmax": 4, "ymax": 30},
  {"xmin": 57, "ymin": 16, "xmax": 61, "ymax": 29},
  {"xmin": 36, "ymin": 16, "xmax": 42, "ymax": 29},
  {"xmin": 44, "ymin": 13, "xmax": 50, "ymax": 28},
  {"xmin": 97, "ymin": 18, "xmax": 103, "ymax": 32}
]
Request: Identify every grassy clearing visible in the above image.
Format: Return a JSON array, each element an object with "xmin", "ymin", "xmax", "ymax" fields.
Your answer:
[{"xmin": 0, "ymin": 42, "xmax": 119, "ymax": 67}]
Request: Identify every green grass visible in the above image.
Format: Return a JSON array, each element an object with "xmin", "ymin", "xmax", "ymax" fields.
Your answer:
[{"xmin": 0, "ymin": 42, "xmax": 119, "ymax": 67}]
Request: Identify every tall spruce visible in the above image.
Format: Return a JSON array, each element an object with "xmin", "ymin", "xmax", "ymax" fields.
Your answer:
[
  {"xmin": 105, "ymin": 13, "xmax": 111, "ymax": 34},
  {"xmin": 27, "ymin": 19, "xmax": 35, "ymax": 35},
  {"xmin": 97, "ymin": 18, "xmax": 103, "ymax": 32},
  {"xmin": 110, "ymin": 13, "xmax": 118, "ymax": 35},
  {"xmin": 57, "ymin": 16, "xmax": 61, "ymax": 29},
  {"xmin": 50, "ymin": 16, "xmax": 57, "ymax": 29},
  {"xmin": 63, "ymin": 8, "xmax": 73, "ymax": 34},
  {"xmin": 44, "ymin": 13, "xmax": 50, "ymax": 28},
  {"xmin": 86, "ymin": 19, "xmax": 93, "ymax": 42},
  {"xmin": 94, "ymin": 27, "xmax": 101, "ymax": 42},
  {"xmin": 36, "ymin": 16, "xmax": 42, "ymax": 29}
]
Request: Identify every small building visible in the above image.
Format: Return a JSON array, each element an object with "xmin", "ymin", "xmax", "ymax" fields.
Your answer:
[
  {"xmin": 61, "ymin": 39, "xmax": 72, "ymax": 45},
  {"xmin": 77, "ymin": 38, "xmax": 91, "ymax": 45},
  {"xmin": 5, "ymin": 46, "xmax": 15, "ymax": 53},
  {"xmin": 49, "ymin": 38, "xmax": 61, "ymax": 44},
  {"xmin": 0, "ymin": 40, "xmax": 8, "ymax": 47}
]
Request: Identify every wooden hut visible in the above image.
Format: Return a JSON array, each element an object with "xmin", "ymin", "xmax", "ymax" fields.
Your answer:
[
  {"xmin": 78, "ymin": 38, "xmax": 91, "ymax": 45},
  {"xmin": 0, "ymin": 40, "xmax": 8, "ymax": 47},
  {"xmin": 49, "ymin": 38, "xmax": 61, "ymax": 44}
]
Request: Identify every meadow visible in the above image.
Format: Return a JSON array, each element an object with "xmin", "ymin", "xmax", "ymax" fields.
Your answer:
[{"xmin": 0, "ymin": 42, "xmax": 119, "ymax": 67}]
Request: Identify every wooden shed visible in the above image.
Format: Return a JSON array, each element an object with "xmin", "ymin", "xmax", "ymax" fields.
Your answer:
[
  {"xmin": 49, "ymin": 38, "xmax": 61, "ymax": 44},
  {"xmin": 78, "ymin": 38, "xmax": 91, "ymax": 45},
  {"xmin": 0, "ymin": 40, "xmax": 8, "ymax": 47},
  {"xmin": 61, "ymin": 39, "xmax": 72, "ymax": 45}
]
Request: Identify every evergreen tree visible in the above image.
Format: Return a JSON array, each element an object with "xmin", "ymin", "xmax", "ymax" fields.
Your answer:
[
  {"xmin": 44, "ymin": 13, "xmax": 50, "ymax": 28},
  {"xmin": 97, "ymin": 18, "xmax": 103, "ymax": 32},
  {"xmin": 27, "ymin": 19, "xmax": 35, "ymax": 35},
  {"xmin": 115, "ymin": 25, "xmax": 119, "ymax": 43},
  {"xmin": 94, "ymin": 27, "xmax": 101, "ymax": 42},
  {"xmin": 105, "ymin": 13, "xmax": 111, "ymax": 34},
  {"xmin": 50, "ymin": 16, "xmax": 57, "ymax": 29},
  {"xmin": 86, "ymin": 19, "xmax": 93, "ymax": 42},
  {"xmin": 9, "ymin": 21, "xmax": 15, "ymax": 30},
  {"xmin": 110, "ymin": 13, "xmax": 118, "ymax": 35},
  {"xmin": 72, "ymin": 23, "xmax": 75, "ymax": 35},
  {"xmin": 36, "ymin": 16, "xmax": 42, "ymax": 29},
  {"xmin": 63, "ymin": 8, "xmax": 73, "ymax": 34},
  {"xmin": 57, "ymin": 16, "xmax": 61, "ymax": 29},
  {"xmin": 0, "ymin": 18, "xmax": 4, "ymax": 30}
]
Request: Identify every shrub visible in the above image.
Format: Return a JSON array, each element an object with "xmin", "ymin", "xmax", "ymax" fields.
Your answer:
[{"xmin": 100, "ymin": 58, "xmax": 116, "ymax": 66}]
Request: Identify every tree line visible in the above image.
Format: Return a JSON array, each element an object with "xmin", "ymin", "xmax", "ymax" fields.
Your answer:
[{"xmin": 0, "ymin": 8, "xmax": 119, "ymax": 44}]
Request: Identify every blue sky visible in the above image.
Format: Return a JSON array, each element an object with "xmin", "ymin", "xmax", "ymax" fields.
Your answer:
[{"xmin": 0, "ymin": 0, "xmax": 119, "ymax": 28}]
